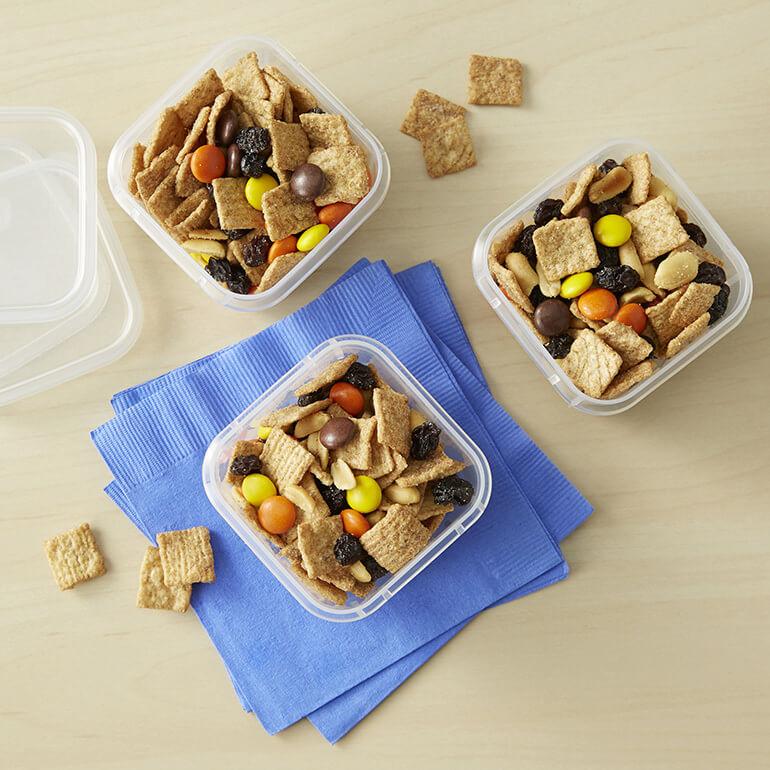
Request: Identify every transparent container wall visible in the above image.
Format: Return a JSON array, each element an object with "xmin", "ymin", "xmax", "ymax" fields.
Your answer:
[
  {"xmin": 109, "ymin": 37, "xmax": 390, "ymax": 312},
  {"xmin": 473, "ymin": 139, "xmax": 753, "ymax": 415},
  {"xmin": 203, "ymin": 335, "xmax": 492, "ymax": 622}
]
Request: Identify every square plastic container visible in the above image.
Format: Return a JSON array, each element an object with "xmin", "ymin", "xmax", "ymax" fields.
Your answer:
[
  {"xmin": 109, "ymin": 37, "xmax": 391, "ymax": 312},
  {"xmin": 202, "ymin": 335, "xmax": 492, "ymax": 622},
  {"xmin": 473, "ymin": 139, "xmax": 753, "ymax": 415}
]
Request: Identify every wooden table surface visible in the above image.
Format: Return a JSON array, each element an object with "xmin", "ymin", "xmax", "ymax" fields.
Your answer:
[{"xmin": 3, "ymin": 1, "xmax": 769, "ymax": 767}]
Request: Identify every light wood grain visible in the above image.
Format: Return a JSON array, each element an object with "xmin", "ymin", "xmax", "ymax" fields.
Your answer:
[{"xmin": 2, "ymin": 1, "xmax": 769, "ymax": 768}]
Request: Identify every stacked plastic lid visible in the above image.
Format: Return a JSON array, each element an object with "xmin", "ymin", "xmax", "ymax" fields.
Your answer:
[{"xmin": 0, "ymin": 108, "xmax": 142, "ymax": 407}]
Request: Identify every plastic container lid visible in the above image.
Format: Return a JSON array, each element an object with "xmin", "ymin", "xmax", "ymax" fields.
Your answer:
[{"xmin": 0, "ymin": 108, "xmax": 142, "ymax": 407}]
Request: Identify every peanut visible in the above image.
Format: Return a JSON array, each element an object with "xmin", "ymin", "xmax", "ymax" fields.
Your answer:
[
  {"xmin": 294, "ymin": 412, "xmax": 329, "ymax": 439},
  {"xmin": 331, "ymin": 459, "xmax": 356, "ymax": 490},
  {"xmin": 648, "ymin": 176, "xmax": 678, "ymax": 208},
  {"xmin": 384, "ymin": 484, "xmax": 421, "ymax": 505},
  {"xmin": 283, "ymin": 484, "xmax": 315, "ymax": 512},
  {"xmin": 654, "ymin": 249, "xmax": 698, "ymax": 290},
  {"xmin": 620, "ymin": 286, "xmax": 656, "ymax": 305},
  {"xmin": 505, "ymin": 251, "xmax": 539, "ymax": 295},
  {"xmin": 588, "ymin": 166, "xmax": 632, "ymax": 203},
  {"xmin": 349, "ymin": 561, "xmax": 372, "ymax": 583}
]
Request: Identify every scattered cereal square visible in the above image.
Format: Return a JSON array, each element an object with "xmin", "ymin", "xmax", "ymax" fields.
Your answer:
[
  {"xmin": 665, "ymin": 312, "xmax": 710, "ymax": 358},
  {"xmin": 625, "ymin": 196, "xmax": 689, "ymax": 263},
  {"xmin": 623, "ymin": 152, "xmax": 651, "ymax": 205},
  {"xmin": 372, "ymin": 387, "xmax": 411, "ymax": 458},
  {"xmin": 559, "ymin": 329, "xmax": 623, "ymax": 398},
  {"xmin": 297, "ymin": 516, "xmax": 355, "ymax": 591},
  {"xmin": 561, "ymin": 165, "xmax": 598, "ymax": 215},
  {"xmin": 175, "ymin": 68, "xmax": 224, "ymax": 128},
  {"xmin": 268, "ymin": 119, "xmax": 310, "ymax": 171},
  {"xmin": 601, "ymin": 360, "xmax": 655, "ymax": 399},
  {"xmin": 157, "ymin": 526, "xmax": 215, "ymax": 586},
  {"xmin": 400, "ymin": 89, "xmax": 466, "ymax": 139},
  {"xmin": 261, "ymin": 182, "xmax": 318, "ymax": 241},
  {"xmin": 144, "ymin": 108, "xmax": 187, "ymax": 167},
  {"xmin": 44, "ymin": 522, "xmax": 106, "ymax": 591},
  {"xmin": 212, "ymin": 177, "xmax": 265, "ymax": 230},
  {"xmin": 596, "ymin": 321, "xmax": 653, "ymax": 370},
  {"xmin": 533, "ymin": 217, "xmax": 600, "ymax": 281},
  {"xmin": 307, "ymin": 145, "xmax": 370, "ymax": 205},
  {"xmin": 299, "ymin": 113, "xmax": 353, "ymax": 148},
  {"xmin": 419, "ymin": 115, "xmax": 476, "ymax": 179},
  {"xmin": 359, "ymin": 505, "xmax": 430, "ymax": 573},
  {"xmin": 136, "ymin": 546, "xmax": 191, "ymax": 613},
  {"xmin": 259, "ymin": 428, "xmax": 315, "ymax": 489},
  {"xmin": 396, "ymin": 448, "xmax": 466, "ymax": 487},
  {"xmin": 467, "ymin": 54, "xmax": 523, "ymax": 106}
]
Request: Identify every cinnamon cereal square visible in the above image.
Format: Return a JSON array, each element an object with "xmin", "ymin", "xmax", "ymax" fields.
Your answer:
[
  {"xmin": 420, "ymin": 115, "xmax": 476, "ymax": 178},
  {"xmin": 467, "ymin": 54, "xmax": 523, "ymax": 106},
  {"xmin": 559, "ymin": 329, "xmax": 623, "ymax": 398},
  {"xmin": 533, "ymin": 217, "xmax": 600, "ymax": 281},
  {"xmin": 136, "ymin": 546, "xmax": 191, "ymax": 613},
  {"xmin": 625, "ymin": 196, "xmax": 689, "ymax": 263},
  {"xmin": 156, "ymin": 526, "xmax": 215, "ymax": 586},
  {"xmin": 261, "ymin": 183, "xmax": 318, "ymax": 241},
  {"xmin": 596, "ymin": 321, "xmax": 653, "ymax": 370},
  {"xmin": 44, "ymin": 523, "xmax": 106, "ymax": 591},
  {"xmin": 372, "ymin": 387, "xmax": 411, "ymax": 458},
  {"xmin": 307, "ymin": 146, "xmax": 370, "ymax": 205},
  {"xmin": 267, "ymin": 119, "xmax": 310, "ymax": 170},
  {"xmin": 359, "ymin": 506, "xmax": 430, "ymax": 573},
  {"xmin": 212, "ymin": 177, "xmax": 266, "ymax": 230},
  {"xmin": 175, "ymin": 68, "xmax": 224, "ymax": 128},
  {"xmin": 222, "ymin": 53, "xmax": 269, "ymax": 116},
  {"xmin": 299, "ymin": 113, "xmax": 353, "ymax": 148},
  {"xmin": 400, "ymin": 89, "xmax": 466, "ymax": 139}
]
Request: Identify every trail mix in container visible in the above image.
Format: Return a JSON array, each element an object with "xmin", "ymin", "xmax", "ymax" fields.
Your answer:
[
  {"xmin": 488, "ymin": 153, "xmax": 730, "ymax": 399},
  {"xmin": 128, "ymin": 52, "xmax": 371, "ymax": 295},
  {"xmin": 223, "ymin": 354, "xmax": 475, "ymax": 605}
]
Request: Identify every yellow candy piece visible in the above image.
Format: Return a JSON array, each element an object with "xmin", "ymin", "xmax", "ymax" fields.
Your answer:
[
  {"xmin": 296, "ymin": 223, "xmax": 330, "ymax": 252},
  {"xmin": 593, "ymin": 214, "xmax": 632, "ymax": 247},
  {"xmin": 241, "ymin": 474, "xmax": 277, "ymax": 507},
  {"xmin": 346, "ymin": 475, "xmax": 382, "ymax": 514},
  {"xmin": 189, "ymin": 251, "xmax": 211, "ymax": 268},
  {"xmin": 560, "ymin": 271, "xmax": 594, "ymax": 299},
  {"xmin": 245, "ymin": 174, "xmax": 278, "ymax": 211},
  {"xmin": 257, "ymin": 425, "xmax": 272, "ymax": 440}
]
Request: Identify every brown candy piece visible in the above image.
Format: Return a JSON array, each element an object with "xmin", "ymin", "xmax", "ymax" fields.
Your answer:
[
  {"xmin": 290, "ymin": 163, "xmax": 326, "ymax": 201},
  {"xmin": 319, "ymin": 417, "xmax": 355, "ymax": 450},
  {"xmin": 533, "ymin": 298, "xmax": 571, "ymax": 336}
]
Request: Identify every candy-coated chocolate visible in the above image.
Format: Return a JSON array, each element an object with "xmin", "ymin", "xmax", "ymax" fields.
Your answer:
[
  {"xmin": 226, "ymin": 143, "xmax": 241, "ymax": 177},
  {"xmin": 340, "ymin": 508, "xmax": 371, "ymax": 537},
  {"xmin": 257, "ymin": 425, "xmax": 272, "ymax": 440},
  {"xmin": 593, "ymin": 214, "xmax": 632, "ymax": 247},
  {"xmin": 191, "ymin": 145, "xmax": 226, "ymax": 183},
  {"xmin": 245, "ymin": 174, "xmax": 278, "ymax": 210},
  {"xmin": 346, "ymin": 477, "xmax": 382, "ymax": 514},
  {"xmin": 241, "ymin": 473, "xmax": 277, "ymax": 507},
  {"xmin": 215, "ymin": 109, "xmax": 239, "ymax": 147},
  {"xmin": 268, "ymin": 236, "xmax": 297, "ymax": 263},
  {"xmin": 296, "ymin": 223, "xmax": 330, "ymax": 252},
  {"xmin": 319, "ymin": 417, "xmax": 355, "ymax": 450},
  {"xmin": 257, "ymin": 495, "xmax": 296, "ymax": 534},
  {"xmin": 533, "ymin": 298, "xmax": 571, "ymax": 336},
  {"xmin": 560, "ymin": 271, "xmax": 593, "ymax": 299},
  {"xmin": 290, "ymin": 163, "xmax": 325, "ymax": 201},
  {"xmin": 577, "ymin": 288, "xmax": 618, "ymax": 320},
  {"xmin": 329, "ymin": 381, "xmax": 365, "ymax": 416},
  {"xmin": 614, "ymin": 302, "xmax": 647, "ymax": 334},
  {"xmin": 318, "ymin": 202, "xmax": 354, "ymax": 229}
]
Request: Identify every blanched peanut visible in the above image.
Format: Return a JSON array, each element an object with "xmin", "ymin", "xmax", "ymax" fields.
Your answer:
[
  {"xmin": 331, "ymin": 459, "xmax": 356, "ymax": 490},
  {"xmin": 505, "ymin": 251, "xmax": 539, "ymax": 295},
  {"xmin": 641, "ymin": 263, "xmax": 665, "ymax": 297},
  {"xmin": 294, "ymin": 412, "xmax": 329, "ymax": 439},
  {"xmin": 349, "ymin": 561, "xmax": 372, "ymax": 582},
  {"xmin": 618, "ymin": 241, "xmax": 644, "ymax": 277},
  {"xmin": 588, "ymin": 166, "xmax": 632, "ymax": 203},
  {"xmin": 648, "ymin": 176, "xmax": 677, "ymax": 208},
  {"xmin": 384, "ymin": 484, "xmax": 421, "ymax": 504},
  {"xmin": 654, "ymin": 249, "xmax": 698, "ymax": 290},
  {"xmin": 620, "ymin": 286, "xmax": 656, "ymax": 305},
  {"xmin": 536, "ymin": 259, "xmax": 561, "ymax": 297},
  {"xmin": 283, "ymin": 484, "xmax": 316, "ymax": 512}
]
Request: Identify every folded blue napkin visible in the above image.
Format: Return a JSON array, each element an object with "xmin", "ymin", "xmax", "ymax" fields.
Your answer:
[{"xmin": 93, "ymin": 260, "xmax": 591, "ymax": 742}]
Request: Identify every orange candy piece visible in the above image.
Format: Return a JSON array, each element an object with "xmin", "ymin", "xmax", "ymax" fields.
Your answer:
[
  {"xmin": 257, "ymin": 495, "xmax": 297, "ymax": 534},
  {"xmin": 318, "ymin": 202, "xmax": 354, "ymax": 229},
  {"xmin": 577, "ymin": 288, "xmax": 618, "ymax": 321},
  {"xmin": 614, "ymin": 302, "xmax": 647, "ymax": 334},
  {"xmin": 268, "ymin": 235, "xmax": 298, "ymax": 263},
  {"xmin": 329, "ymin": 381, "xmax": 365, "ymax": 417},
  {"xmin": 341, "ymin": 509, "xmax": 371, "ymax": 537},
  {"xmin": 190, "ymin": 145, "xmax": 226, "ymax": 183}
]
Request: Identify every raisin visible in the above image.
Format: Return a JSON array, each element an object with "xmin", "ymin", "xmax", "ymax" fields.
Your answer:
[
  {"xmin": 596, "ymin": 243, "xmax": 620, "ymax": 267},
  {"xmin": 235, "ymin": 126, "xmax": 271, "ymax": 157},
  {"xmin": 305, "ymin": 106, "xmax": 325, "ymax": 115},
  {"xmin": 598, "ymin": 158, "xmax": 619, "ymax": 175},
  {"xmin": 594, "ymin": 196, "xmax": 622, "ymax": 217},
  {"xmin": 708, "ymin": 284, "xmax": 730, "ymax": 325},
  {"xmin": 315, "ymin": 480, "xmax": 347, "ymax": 515},
  {"xmin": 684, "ymin": 222, "xmax": 707, "ymax": 247},
  {"xmin": 361, "ymin": 554, "xmax": 388, "ymax": 581},
  {"xmin": 297, "ymin": 387, "xmax": 328, "ymax": 407},
  {"xmin": 333, "ymin": 533, "xmax": 364, "ymax": 566},
  {"xmin": 432, "ymin": 475, "xmax": 474, "ymax": 506},
  {"xmin": 533, "ymin": 198, "xmax": 564, "ymax": 227},
  {"xmin": 241, "ymin": 235, "xmax": 271, "ymax": 267},
  {"xmin": 224, "ymin": 229, "xmax": 249, "ymax": 241},
  {"xmin": 240, "ymin": 152, "xmax": 269, "ymax": 178},
  {"xmin": 594, "ymin": 265, "xmax": 639, "ymax": 295},
  {"xmin": 693, "ymin": 262, "xmax": 725, "ymax": 286},
  {"xmin": 229, "ymin": 454, "xmax": 261, "ymax": 477},
  {"xmin": 410, "ymin": 422, "xmax": 441, "ymax": 460},
  {"xmin": 514, "ymin": 224, "xmax": 538, "ymax": 265},
  {"xmin": 205, "ymin": 256, "xmax": 229, "ymax": 282},
  {"xmin": 529, "ymin": 285, "xmax": 547, "ymax": 308},
  {"xmin": 205, "ymin": 257, "xmax": 252, "ymax": 294},
  {"xmin": 341, "ymin": 362, "xmax": 375, "ymax": 390},
  {"xmin": 545, "ymin": 333, "xmax": 573, "ymax": 359}
]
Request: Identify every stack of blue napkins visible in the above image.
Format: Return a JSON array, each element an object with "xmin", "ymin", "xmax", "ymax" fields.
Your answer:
[{"xmin": 92, "ymin": 259, "xmax": 592, "ymax": 743}]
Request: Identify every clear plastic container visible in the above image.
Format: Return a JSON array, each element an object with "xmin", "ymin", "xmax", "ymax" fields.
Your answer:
[
  {"xmin": 109, "ymin": 36, "xmax": 391, "ymax": 312},
  {"xmin": 473, "ymin": 139, "xmax": 753, "ymax": 415},
  {"xmin": 202, "ymin": 335, "xmax": 492, "ymax": 622}
]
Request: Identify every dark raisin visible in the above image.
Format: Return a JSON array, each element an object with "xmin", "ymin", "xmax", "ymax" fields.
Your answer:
[
  {"xmin": 229, "ymin": 454, "xmax": 261, "ymax": 476},
  {"xmin": 333, "ymin": 533, "xmax": 364, "ymax": 566},
  {"xmin": 235, "ymin": 126, "xmax": 271, "ymax": 157},
  {"xmin": 545, "ymin": 333, "xmax": 573, "ymax": 359},
  {"xmin": 240, "ymin": 152, "xmax": 269, "ymax": 178},
  {"xmin": 241, "ymin": 235, "xmax": 271, "ymax": 267},
  {"xmin": 297, "ymin": 387, "xmax": 328, "ymax": 407},
  {"xmin": 708, "ymin": 284, "xmax": 730, "ymax": 325},
  {"xmin": 225, "ymin": 263, "xmax": 252, "ymax": 294},
  {"xmin": 529, "ymin": 285, "xmax": 547, "ymax": 308},
  {"xmin": 205, "ymin": 256, "xmax": 230, "ymax": 282},
  {"xmin": 410, "ymin": 422, "xmax": 441, "ymax": 460},
  {"xmin": 514, "ymin": 224, "xmax": 538, "ymax": 265},
  {"xmin": 315, "ymin": 480, "xmax": 347, "ymax": 515},
  {"xmin": 305, "ymin": 106, "xmax": 325, "ymax": 115},
  {"xmin": 598, "ymin": 158, "xmax": 619, "ymax": 175},
  {"xmin": 341, "ymin": 362, "xmax": 375, "ymax": 390},
  {"xmin": 533, "ymin": 198, "xmax": 564, "ymax": 227},
  {"xmin": 693, "ymin": 262, "xmax": 726, "ymax": 286},
  {"xmin": 683, "ymin": 222, "xmax": 707, "ymax": 247},
  {"xmin": 594, "ymin": 196, "xmax": 622, "ymax": 217},
  {"xmin": 361, "ymin": 554, "xmax": 388, "ymax": 581},
  {"xmin": 594, "ymin": 265, "xmax": 640, "ymax": 295},
  {"xmin": 596, "ymin": 243, "xmax": 620, "ymax": 267},
  {"xmin": 432, "ymin": 475, "xmax": 474, "ymax": 506},
  {"xmin": 224, "ymin": 229, "xmax": 249, "ymax": 240}
]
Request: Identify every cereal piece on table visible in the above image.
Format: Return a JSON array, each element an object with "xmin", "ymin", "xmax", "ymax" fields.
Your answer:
[
  {"xmin": 259, "ymin": 428, "xmax": 315, "ymax": 488},
  {"xmin": 625, "ymin": 196, "xmax": 689, "ymax": 263},
  {"xmin": 230, "ymin": 487, "xmax": 285, "ymax": 547},
  {"xmin": 400, "ymin": 89, "xmax": 466, "ymax": 139},
  {"xmin": 488, "ymin": 220, "xmax": 524, "ymax": 263},
  {"xmin": 135, "ymin": 145, "xmax": 180, "ymax": 201},
  {"xmin": 222, "ymin": 53, "xmax": 269, "ymax": 116},
  {"xmin": 279, "ymin": 543, "xmax": 346, "ymax": 605},
  {"xmin": 211, "ymin": 177, "xmax": 265, "ymax": 230},
  {"xmin": 297, "ymin": 516, "xmax": 355, "ymax": 590},
  {"xmin": 423, "ymin": 513, "xmax": 446, "ymax": 535},
  {"xmin": 156, "ymin": 526, "xmax": 215, "ymax": 586},
  {"xmin": 561, "ymin": 165, "xmax": 598, "ymax": 215},
  {"xmin": 559, "ymin": 329, "xmax": 623, "ymax": 398},
  {"xmin": 260, "ymin": 398, "xmax": 332, "ymax": 429},
  {"xmin": 377, "ymin": 451, "xmax": 409, "ymax": 488},
  {"xmin": 146, "ymin": 171, "xmax": 182, "ymax": 224},
  {"xmin": 307, "ymin": 146, "xmax": 370, "ymax": 205},
  {"xmin": 622, "ymin": 152, "xmax": 651, "ymax": 205},
  {"xmin": 368, "ymin": 442, "xmax": 395, "ymax": 479},
  {"xmin": 295, "ymin": 354, "xmax": 358, "ymax": 397},
  {"xmin": 396, "ymin": 448, "xmax": 467, "ymax": 487},
  {"xmin": 257, "ymin": 251, "xmax": 305, "ymax": 292},
  {"xmin": 467, "ymin": 54, "xmax": 523, "ymax": 106},
  {"xmin": 175, "ymin": 154, "xmax": 204, "ymax": 197},
  {"xmin": 601, "ymin": 360, "xmax": 655, "ymax": 399},
  {"xmin": 261, "ymin": 182, "xmax": 318, "ymax": 241},
  {"xmin": 533, "ymin": 217, "xmax": 600, "ymax": 281},
  {"xmin": 267, "ymin": 119, "xmax": 310, "ymax": 171},
  {"xmin": 44, "ymin": 522, "xmax": 106, "ymax": 591},
  {"xmin": 332, "ymin": 416, "xmax": 377, "ymax": 470},
  {"xmin": 226, "ymin": 438, "xmax": 264, "ymax": 484},
  {"xmin": 419, "ymin": 115, "xmax": 476, "ymax": 179},
  {"xmin": 645, "ymin": 286, "xmax": 687, "ymax": 347},
  {"xmin": 175, "ymin": 68, "xmax": 224, "ymax": 128},
  {"xmin": 144, "ymin": 108, "xmax": 187, "ymax": 167},
  {"xmin": 299, "ymin": 113, "xmax": 353, "ymax": 148},
  {"xmin": 596, "ymin": 321, "xmax": 653, "ymax": 370},
  {"xmin": 205, "ymin": 90, "xmax": 232, "ymax": 144},
  {"xmin": 136, "ymin": 546, "xmax": 191, "ymax": 613},
  {"xmin": 372, "ymin": 387, "xmax": 411, "ymax": 458},
  {"xmin": 128, "ymin": 143, "xmax": 146, "ymax": 197},
  {"xmin": 359, "ymin": 505, "xmax": 430, "ymax": 573},
  {"xmin": 669, "ymin": 282, "xmax": 721, "ymax": 331},
  {"xmin": 665, "ymin": 312, "xmax": 710, "ymax": 358},
  {"xmin": 488, "ymin": 257, "xmax": 533, "ymax": 313},
  {"xmin": 175, "ymin": 106, "xmax": 211, "ymax": 163}
]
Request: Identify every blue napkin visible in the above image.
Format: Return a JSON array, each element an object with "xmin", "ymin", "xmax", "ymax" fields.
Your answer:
[{"xmin": 93, "ymin": 260, "xmax": 591, "ymax": 741}]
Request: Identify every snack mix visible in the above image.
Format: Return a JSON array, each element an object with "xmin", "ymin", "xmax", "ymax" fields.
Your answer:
[
  {"xmin": 223, "ymin": 355, "xmax": 476, "ymax": 605},
  {"xmin": 487, "ymin": 154, "xmax": 731, "ymax": 399},
  {"xmin": 128, "ymin": 52, "xmax": 371, "ymax": 295}
]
